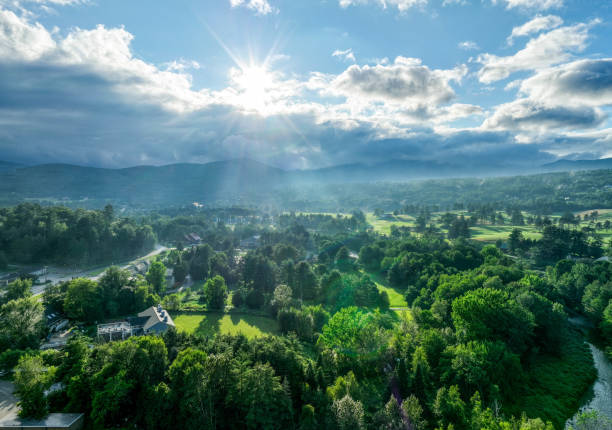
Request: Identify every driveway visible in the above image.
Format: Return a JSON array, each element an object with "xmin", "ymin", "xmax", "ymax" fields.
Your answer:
[{"xmin": 0, "ymin": 380, "xmax": 18, "ymax": 422}]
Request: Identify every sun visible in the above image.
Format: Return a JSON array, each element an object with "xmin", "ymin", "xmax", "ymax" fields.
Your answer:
[{"xmin": 233, "ymin": 64, "xmax": 274, "ymax": 112}]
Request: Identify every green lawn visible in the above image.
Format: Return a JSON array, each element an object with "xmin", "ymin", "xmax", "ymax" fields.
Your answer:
[
  {"xmin": 366, "ymin": 271, "xmax": 407, "ymax": 307},
  {"xmin": 470, "ymin": 225, "xmax": 542, "ymax": 242},
  {"xmin": 174, "ymin": 312, "xmax": 279, "ymax": 338},
  {"xmin": 366, "ymin": 213, "xmax": 415, "ymax": 235}
]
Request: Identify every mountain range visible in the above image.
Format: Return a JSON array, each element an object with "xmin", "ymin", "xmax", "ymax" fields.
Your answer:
[{"xmin": 0, "ymin": 157, "xmax": 610, "ymax": 208}]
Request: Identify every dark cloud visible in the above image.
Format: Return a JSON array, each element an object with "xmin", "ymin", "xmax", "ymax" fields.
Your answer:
[
  {"xmin": 484, "ymin": 99, "xmax": 605, "ymax": 130},
  {"xmin": 520, "ymin": 58, "xmax": 612, "ymax": 105}
]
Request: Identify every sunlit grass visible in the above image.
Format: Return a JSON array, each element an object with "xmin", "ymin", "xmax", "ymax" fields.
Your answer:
[
  {"xmin": 173, "ymin": 312, "xmax": 279, "ymax": 338},
  {"xmin": 364, "ymin": 270, "xmax": 407, "ymax": 308},
  {"xmin": 366, "ymin": 213, "xmax": 414, "ymax": 235}
]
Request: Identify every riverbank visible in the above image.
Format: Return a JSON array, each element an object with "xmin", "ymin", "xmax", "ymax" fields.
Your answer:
[{"xmin": 506, "ymin": 327, "xmax": 596, "ymax": 428}]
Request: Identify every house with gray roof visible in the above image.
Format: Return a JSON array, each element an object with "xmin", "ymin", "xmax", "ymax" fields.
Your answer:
[{"xmin": 97, "ymin": 304, "xmax": 175, "ymax": 341}]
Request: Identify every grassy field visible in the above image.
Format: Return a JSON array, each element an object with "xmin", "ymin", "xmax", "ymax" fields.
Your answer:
[
  {"xmin": 173, "ymin": 312, "xmax": 279, "ymax": 338},
  {"xmin": 365, "ymin": 271, "xmax": 407, "ymax": 307},
  {"xmin": 470, "ymin": 225, "xmax": 543, "ymax": 242},
  {"xmin": 366, "ymin": 213, "xmax": 414, "ymax": 235},
  {"xmin": 365, "ymin": 209, "xmax": 612, "ymax": 244}
]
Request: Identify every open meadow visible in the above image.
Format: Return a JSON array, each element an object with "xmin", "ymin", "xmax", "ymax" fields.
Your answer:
[{"xmin": 173, "ymin": 312, "xmax": 279, "ymax": 338}]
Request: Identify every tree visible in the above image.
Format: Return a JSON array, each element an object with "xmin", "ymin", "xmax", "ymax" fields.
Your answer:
[
  {"xmin": 271, "ymin": 284, "xmax": 293, "ymax": 311},
  {"xmin": 335, "ymin": 247, "xmax": 354, "ymax": 272},
  {"xmin": 373, "ymin": 396, "xmax": 403, "ymax": 430},
  {"xmin": 228, "ymin": 363, "xmax": 293, "ymax": 429},
  {"xmin": 2, "ymin": 278, "xmax": 32, "ymax": 304},
  {"xmin": 147, "ymin": 261, "xmax": 167, "ymax": 294},
  {"xmin": 173, "ymin": 257, "xmax": 188, "ymax": 284},
  {"xmin": 203, "ymin": 275, "xmax": 228, "ymax": 310},
  {"xmin": 319, "ymin": 307, "xmax": 389, "ymax": 361},
  {"xmin": 332, "ymin": 394, "xmax": 364, "ymax": 430},
  {"xmin": 0, "ymin": 296, "xmax": 45, "ymax": 350},
  {"xmin": 299, "ymin": 404, "xmax": 317, "ymax": 430},
  {"xmin": 452, "ymin": 288, "xmax": 535, "ymax": 355},
  {"xmin": 169, "ymin": 348, "xmax": 234, "ymax": 429},
  {"xmin": 190, "ymin": 244, "xmax": 212, "ymax": 281},
  {"xmin": 509, "ymin": 228, "xmax": 524, "ymax": 253},
  {"xmin": 433, "ymin": 385, "xmax": 468, "ymax": 430},
  {"xmin": 14, "ymin": 354, "xmax": 55, "ymax": 419},
  {"xmin": 402, "ymin": 395, "xmax": 427, "ymax": 430},
  {"xmin": 295, "ymin": 261, "xmax": 318, "ymax": 301},
  {"xmin": 64, "ymin": 278, "xmax": 103, "ymax": 323},
  {"xmin": 359, "ymin": 245, "xmax": 384, "ymax": 272},
  {"xmin": 99, "ymin": 266, "xmax": 130, "ymax": 316}
]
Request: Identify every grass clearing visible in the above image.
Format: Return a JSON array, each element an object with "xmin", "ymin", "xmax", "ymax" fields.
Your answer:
[
  {"xmin": 470, "ymin": 225, "xmax": 542, "ymax": 242},
  {"xmin": 365, "ymin": 271, "xmax": 407, "ymax": 307},
  {"xmin": 366, "ymin": 213, "xmax": 415, "ymax": 235},
  {"xmin": 174, "ymin": 312, "xmax": 279, "ymax": 338}
]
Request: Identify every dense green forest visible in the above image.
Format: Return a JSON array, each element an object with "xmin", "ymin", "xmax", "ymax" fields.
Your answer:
[
  {"xmin": 0, "ymin": 204, "xmax": 156, "ymax": 266},
  {"xmin": 1, "ymin": 206, "xmax": 611, "ymax": 429}
]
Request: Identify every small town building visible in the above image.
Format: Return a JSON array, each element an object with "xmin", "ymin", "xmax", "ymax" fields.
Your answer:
[{"xmin": 97, "ymin": 304, "xmax": 175, "ymax": 341}]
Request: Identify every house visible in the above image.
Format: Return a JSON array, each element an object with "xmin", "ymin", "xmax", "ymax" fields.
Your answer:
[
  {"xmin": 97, "ymin": 304, "xmax": 175, "ymax": 341},
  {"xmin": 136, "ymin": 304, "xmax": 176, "ymax": 335},
  {"xmin": 183, "ymin": 233, "xmax": 202, "ymax": 245},
  {"xmin": 125, "ymin": 260, "xmax": 150, "ymax": 277}
]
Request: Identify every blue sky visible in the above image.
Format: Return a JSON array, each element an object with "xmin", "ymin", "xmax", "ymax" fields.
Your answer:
[{"xmin": 0, "ymin": 0, "xmax": 611, "ymax": 169}]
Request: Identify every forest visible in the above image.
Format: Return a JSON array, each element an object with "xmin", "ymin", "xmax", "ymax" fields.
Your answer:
[{"xmin": 0, "ymin": 202, "xmax": 611, "ymax": 429}]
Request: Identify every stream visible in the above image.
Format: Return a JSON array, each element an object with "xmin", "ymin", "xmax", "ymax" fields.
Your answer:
[{"xmin": 565, "ymin": 342, "xmax": 612, "ymax": 428}]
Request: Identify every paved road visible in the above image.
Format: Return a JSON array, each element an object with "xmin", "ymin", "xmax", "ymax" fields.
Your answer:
[
  {"xmin": 31, "ymin": 245, "xmax": 169, "ymax": 296},
  {"xmin": 0, "ymin": 380, "xmax": 18, "ymax": 423}
]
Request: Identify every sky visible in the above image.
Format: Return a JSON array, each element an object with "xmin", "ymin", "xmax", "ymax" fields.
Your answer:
[{"xmin": 0, "ymin": 0, "xmax": 611, "ymax": 170}]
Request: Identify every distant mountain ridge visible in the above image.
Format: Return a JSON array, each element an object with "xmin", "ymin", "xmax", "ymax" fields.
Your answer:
[
  {"xmin": 0, "ymin": 157, "xmax": 610, "ymax": 207},
  {"xmin": 0, "ymin": 160, "xmax": 23, "ymax": 173},
  {"xmin": 542, "ymin": 158, "xmax": 612, "ymax": 172}
]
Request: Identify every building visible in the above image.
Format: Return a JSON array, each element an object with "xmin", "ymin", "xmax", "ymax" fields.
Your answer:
[
  {"xmin": 184, "ymin": 233, "xmax": 202, "ymax": 245},
  {"xmin": 97, "ymin": 304, "xmax": 175, "ymax": 341},
  {"xmin": 136, "ymin": 304, "xmax": 176, "ymax": 335}
]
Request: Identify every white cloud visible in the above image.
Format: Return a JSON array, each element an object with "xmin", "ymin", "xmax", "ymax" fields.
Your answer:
[
  {"xmin": 507, "ymin": 15, "xmax": 563, "ymax": 45},
  {"xmin": 458, "ymin": 40, "xmax": 479, "ymax": 50},
  {"xmin": 518, "ymin": 58, "xmax": 612, "ymax": 107},
  {"xmin": 0, "ymin": 8, "xmax": 55, "ymax": 60},
  {"xmin": 332, "ymin": 48, "xmax": 356, "ymax": 62},
  {"xmin": 483, "ymin": 98, "xmax": 604, "ymax": 131},
  {"xmin": 329, "ymin": 57, "xmax": 466, "ymax": 107},
  {"xmin": 338, "ymin": 0, "xmax": 427, "ymax": 12},
  {"xmin": 162, "ymin": 59, "xmax": 201, "ymax": 72},
  {"xmin": 484, "ymin": 58, "xmax": 612, "ymax": 133},
  {"xmin": 443, "ymin": 0, "xmax": 467, "ymax": 6},
  {"xmin": 0, "ymin": 11, "xmax": 212, "ymax": 112},
  {"xmin": 494, "ymin": 0, "xmax": 563, "ymax": 11},
  {"xmin": 229, "ymin": 0, "xmax": 276, "ymax": 15},
  {"xmin": 477, "ymin": 20, "xmax": 598, "ymax": 83}
]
